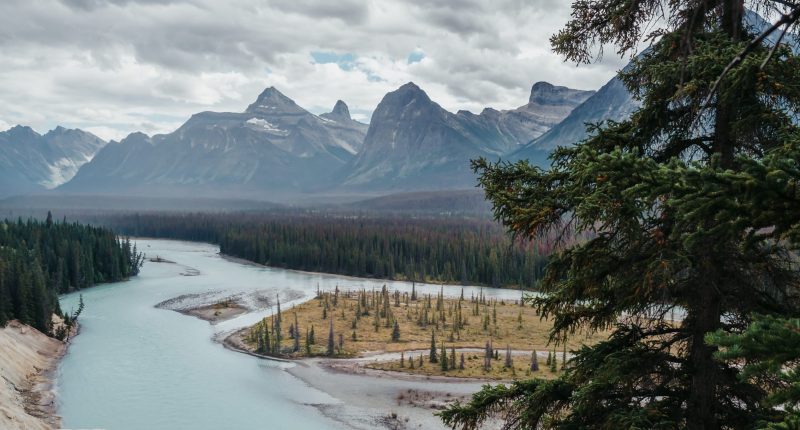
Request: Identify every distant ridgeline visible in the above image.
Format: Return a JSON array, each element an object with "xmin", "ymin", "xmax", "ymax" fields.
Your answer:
[
  {"xmin": 0, "ymin": 214, "xmax": 144, "ymax": 335},
  {"xmin": 102, "ymin": 213, "xmax": 555, "ymax": 289}
]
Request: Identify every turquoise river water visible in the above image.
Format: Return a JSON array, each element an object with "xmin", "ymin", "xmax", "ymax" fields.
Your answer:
[{"xmin": 56, "ymin": 239, "xmax": 523, "ymax": 429}]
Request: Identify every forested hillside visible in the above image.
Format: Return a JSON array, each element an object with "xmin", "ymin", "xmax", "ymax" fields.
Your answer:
[
  {"xmin": 0, "ymin": 214, "xmax": 143, "ymax": 334},
  {"xmin": 101, "ymin": 213, "xmax": 555, "ymax": 289}
]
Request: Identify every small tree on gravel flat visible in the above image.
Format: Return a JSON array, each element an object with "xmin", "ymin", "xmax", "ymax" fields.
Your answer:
[
  {"xmin": 441, "ymin": 343, "xmax": 448, "ymax": 371},
  {"xmin": 327, "ymin": 318, "xmax": 335, "ymax": 356},
  {"xmin": 429, "ymin": 331, "xmax": 438, "ymax": 363},
  {"xmin": 391, "ymin": 320, "xmax": 401, "ymax": 342}
]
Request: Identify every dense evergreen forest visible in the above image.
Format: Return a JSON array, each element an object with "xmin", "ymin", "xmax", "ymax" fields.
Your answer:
[
  {"xmin": 100, "ymin": 213, "xmax": 553, "ymax": 289},
  {"xmin": 0, "ymin": 213, "xmax": 144, "ymax": 335}
]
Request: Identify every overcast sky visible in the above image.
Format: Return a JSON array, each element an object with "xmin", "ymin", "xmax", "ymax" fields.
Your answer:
[{"xmin": 0, "ymin": 0, "xmax": 630, "ymax": 141}]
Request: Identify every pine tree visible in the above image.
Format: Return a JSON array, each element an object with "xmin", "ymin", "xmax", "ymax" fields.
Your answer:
[
  {"xmin": 73, "ymin": 294, "xmax": 85, "ymax": 320},
  {"xmin": 440, "ymin": 342, "xmax": 448, "ymax": 372},
  {"xmin": 450, "ymin": 347, "xmax": 456, "ymax": 370},
  {"xmin": 708, "ymin": 315, "xmax": 800, "ymax": 429},
  {"xmin": 459, "ymin": 353, "xmax": 465, "ymax": 370},
  {"xmin": 442, "ymin": 2, "xmax": 800, "ymax": 429},
  {"xmin": 429, "ymin": 330, "xmax": 438, "ymax": 363},
  {"xmin": 484, "ymin": 340, "xmax": 492, "ymax": 371},
  {"xmin": 327, "ymin": 317, "xmax": 335, "ymax": 356},
  {"xmin": 400, "ymin": 351, "xmax": 405, "ymax": 368},
  {"xmin": 293, "ymin": 313, "xmax": 300, "ymax": 352},
  {"xmin": 530, "ymin": 350, "xmax": 539, "ymax": 372},
  {"xmin": 391, "ymin": 320, "xmax": 400, "ymax": 342},
  {"xmin": 504, "ymin": 345, "xmax": 513, "ymax": 368},
  {"xmin": 274, "ymin": 296, "xmax": 282, "ymax": 353}
]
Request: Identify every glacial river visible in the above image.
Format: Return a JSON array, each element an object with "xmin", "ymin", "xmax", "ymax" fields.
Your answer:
[{"xmin": 56, "ymin": 239, "xmax": 524, "ymax": 429}]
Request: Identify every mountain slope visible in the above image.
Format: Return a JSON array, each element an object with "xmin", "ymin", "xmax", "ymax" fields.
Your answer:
[
  {"xmin": 319, "ymin": 100, "xmax": 369, "ymax": 154},
  {"xmin": 469, "ymin": 82, "xmax": 595, "ymax": 146},
  {"xmin": 339, "ymin": 82, "xmax": 592, "ymax": 191},
  {"xmin": 510, "ymin": 74, "xmax": 638, "ymax": 166},
  {"xmin": 0, "ymin": 126, "xmax": 106, "ymax": 197},
  {"xmin": 511, "ymin": 10, "xmax": 799, "ymax": 166},
  {"xmin": 62, "ymin": 88, "xmax": 368, "ymax": 197}
]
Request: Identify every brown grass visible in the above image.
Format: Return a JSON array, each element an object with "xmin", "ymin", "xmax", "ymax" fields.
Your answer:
[
  {"xmin": 365, "ymin": 350, "xmax": 565, "ymax": 380},
  {"xmin": 241, "ymin": 287, "xmax": 608, "ymax": 368}
]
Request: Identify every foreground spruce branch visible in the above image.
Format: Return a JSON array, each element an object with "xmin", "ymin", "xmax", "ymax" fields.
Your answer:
[{"xmin": 441, "ymin": 1, "xmax": 800, "ymax": 429}]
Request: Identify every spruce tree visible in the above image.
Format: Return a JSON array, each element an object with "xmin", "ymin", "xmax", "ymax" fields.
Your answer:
[
  {"xmin": 708, "ymin": 315, "xmax": 800, "ymax": 429},
  {"xmin": 484, "ymin": 340, "xmax": 492, "ymax": 371},
  {"xmin": 293, "ymin": 313, "xmax": 300, "ymax": 352},
  {"xmin": 530, "ymin": 350, "xmax": 539, "ymax": 372},
  {"xmin": 391, "ymin": 320, "xmax": 400, "ymax": 342},
  {"xmin": 442, "ymin": 2, "xmax": 800, "ymax": 429},
  {"xmin": 429, "ymin": 330, "xmax": 438, "ymax": 363},
  {"xmin": 327, "ymin": 317, "xmax": 335, "ymax": 356},
  {"xmin": 440, "ymin": 342, "xmax": 448, "ymax": 371}
]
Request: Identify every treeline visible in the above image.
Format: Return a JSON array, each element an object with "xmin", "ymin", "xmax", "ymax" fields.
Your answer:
[
  {"xmin": 99, "ymin": 212, "xmax": 556, "ymax": 289},
  {"xmin": 0, "ymin": 213, "xmax": 144, "ymax": 334}
]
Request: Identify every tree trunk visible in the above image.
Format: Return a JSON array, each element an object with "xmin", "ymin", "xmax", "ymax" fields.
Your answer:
[
  {"xmin": 686, "ymin": 2, "xmax": 743, "ymax": 428},
  {"xmin": 687, "ymin": 279, "xmax": 722, "ymax": 430}
]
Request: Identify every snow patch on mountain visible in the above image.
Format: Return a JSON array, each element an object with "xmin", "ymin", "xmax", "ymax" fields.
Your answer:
[{"xmin": 246, "ymin": 118, "xmax": 288, "ymax": 135}]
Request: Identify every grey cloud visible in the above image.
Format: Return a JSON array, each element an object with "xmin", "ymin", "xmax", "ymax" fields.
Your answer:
[
  {"xmin": 0, "ymin": 0, "xmax": 622, "ymax": 140},
  {"xmin": 269, "ymin": 0, "xmax": 370, "ymax": 25},
  {"xmin": 60, "ymin": 0, "xmax": 185, "ymax": 11}
]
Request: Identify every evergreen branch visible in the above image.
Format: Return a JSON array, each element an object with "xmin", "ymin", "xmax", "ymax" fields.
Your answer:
[
  {"xmin": 701, "ymin": 6, "xmax": 800, "ymax": 115},
  {"xmin": 760, "ymin": 21, "xmax": 790, "ymax": 69}
]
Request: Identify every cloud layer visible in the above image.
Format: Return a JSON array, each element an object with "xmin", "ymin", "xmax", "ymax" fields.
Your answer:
[{"xmin": 0, "ymin": 0, "xmax": 629, "ymax": 140}]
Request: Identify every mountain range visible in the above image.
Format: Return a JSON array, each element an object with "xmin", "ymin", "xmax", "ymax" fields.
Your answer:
[
  {"xmin": 60, "ymin": 88, "xmax": 367, "ymax": 197},
  {"xmin": 1, "ymin": 70, "xmax": 633, "ymax": 201},
  {"xmin": 0, "ymin": 126, "xmax": 105, "ymax": 197},
  {"xmin": 1, "ymin": 10, "xmax": 791, "ymax": 203}
]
